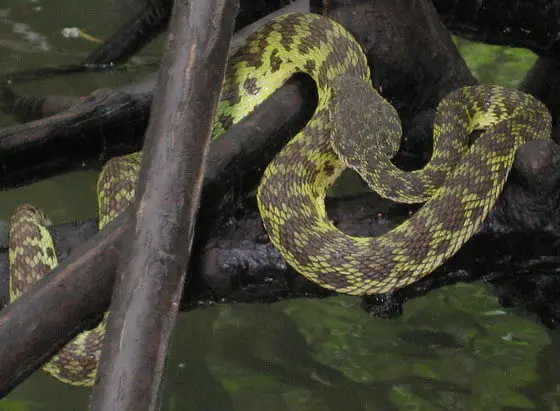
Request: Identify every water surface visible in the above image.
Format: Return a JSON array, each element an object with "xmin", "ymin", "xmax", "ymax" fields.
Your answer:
[{"xmin": 0, "ymin": 1, "xmax": 555, "ymax": 410}]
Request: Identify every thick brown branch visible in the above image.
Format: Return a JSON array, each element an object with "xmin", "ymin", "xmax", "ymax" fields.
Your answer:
[
  {"xmin": 88, "ymin": 1, "xmax": 239, "ymax": 408},
  {"xmin": 0, "ymin": 135, "xmax": 559, "ymax": 398},
  {"xmin": 82, "ymin": 0, "xmax": 173, "ymax": 65},
  {"xmin": 0, "ymin": 89, "xmax": 151, "ymax": 189},
  {"xmin": 0, "ymin": 211, "xmax": 127, "ymax": 397},
  {"xmin": 0, "ymin": 55, "xmax": 316, "ymax": 400},
  {"xmin": 0, "ymin": 1, "xmax": 310, "ymax": 190},
  {"xmin": 2, "ymin": 0, "xmax": 559, "ymax": 398}
]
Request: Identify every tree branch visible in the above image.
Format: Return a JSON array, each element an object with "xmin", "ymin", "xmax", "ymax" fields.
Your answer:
[{"xmin": 89, "ymin": 1, "xmax": 239, "ymax": 408}]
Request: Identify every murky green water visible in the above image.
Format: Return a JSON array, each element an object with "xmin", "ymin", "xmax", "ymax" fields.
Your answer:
[{"xmin": 0, "ymin": 1, "xmax": 557, "ymax": 410}]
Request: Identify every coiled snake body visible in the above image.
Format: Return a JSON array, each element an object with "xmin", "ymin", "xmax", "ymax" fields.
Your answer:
[{"xmin": 8, "ymin": 13, "xmax": 552, "ymax": 385}]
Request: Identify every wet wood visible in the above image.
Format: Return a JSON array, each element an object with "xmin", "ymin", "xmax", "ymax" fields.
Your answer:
[
  {"xmin": 0, "ymin": 138, "xmax": 560, "ymax": 328},
  {"xmin": 521, "ymin": 57, "xmax": 560, "ymax": 141},
  {"xmin": 0, "ymin": 211, "xmax": 127, "ymax": 397},
  {"xmin": 0, "ymin": 1, "xmax": 308, "ymax": 190},
  {"xmin": 0, "ymin": 86, "xmax": 81, "ymax": 122},
  {"xmin": 0, "ymin": 89, "xmax": 151, "ymax": 189},
  {"xmin": 0, "ymin": 0, "xmax": 559, "ymax": 399},
  {"xmin": 6, "ymin": 0, "xmax": 560, "ymax": 189},
  {"xmin": 83, "ymin": 0, "xmax": 173, "ymax": 65},
  {"xmin": 88, "ymin": 1, "xmax": 239, "ymax": 409},
  {"xmin": 0, "ymin": 70, "xmax": 315, "ymax": 399},
  {"xmin": 83, "ymin": 0, "xmax": 560, "ymax": 65}
]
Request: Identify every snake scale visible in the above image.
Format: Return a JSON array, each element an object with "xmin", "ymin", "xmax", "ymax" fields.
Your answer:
[{"xmin": 8, "ymin": 13, "xmax": 552, "ymax": 385}]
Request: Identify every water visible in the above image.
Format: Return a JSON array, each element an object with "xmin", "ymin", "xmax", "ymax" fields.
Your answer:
[{"xmin": 0, "ymin": 1, "xmax": 557, "ymax": 410}]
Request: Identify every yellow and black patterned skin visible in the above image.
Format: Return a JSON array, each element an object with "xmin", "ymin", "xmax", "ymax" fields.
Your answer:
[
  {"xmin": 258, "ymin": 73, "xmax": 552, "ymax": 295},
  {"xmin": 9, "ymin": 205, "xmax": 104, "ymax": 386},
  {"xmin": 8, "ymin": 12, "xmax": 553, "ymax": 385}
]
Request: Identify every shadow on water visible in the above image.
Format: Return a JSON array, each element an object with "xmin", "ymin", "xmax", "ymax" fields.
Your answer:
[{"xmin": 0, "ymin": 0, "xmax": 558, "ymax": 410}]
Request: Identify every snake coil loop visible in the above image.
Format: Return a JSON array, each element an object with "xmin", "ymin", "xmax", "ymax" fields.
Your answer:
[{"xmin": 8, "ymin": 13, "xmax": 552, "ymax": 386}]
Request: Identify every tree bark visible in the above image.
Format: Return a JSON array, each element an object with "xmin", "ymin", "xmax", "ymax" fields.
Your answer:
[
  {"xmin": 88, "ymin": 1, "xmax": 239, "ymax": 409},
  {"xmin": 0, "ymin": 1, "xmax": 310, "ymax": 190},
  {"xmin": 0, "ymin": 0, "xmax": 560, "ymax": 399},
  {"xmin": 0, "ymin": 211, "xmax": 126, "ymax": 397}
]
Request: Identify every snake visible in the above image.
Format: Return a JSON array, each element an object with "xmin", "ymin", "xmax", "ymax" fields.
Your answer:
[{"xmin": 7, "ymin": 12, "xmax": 552, "ymax": 386}]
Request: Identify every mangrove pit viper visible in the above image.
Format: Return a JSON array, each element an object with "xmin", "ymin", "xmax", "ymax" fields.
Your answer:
[{"xmin": 7, "ymin": 13, "xmax": 552, "ymax": 386}]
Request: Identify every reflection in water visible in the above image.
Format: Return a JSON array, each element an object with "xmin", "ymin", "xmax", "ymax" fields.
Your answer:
[{"xmin": 0, "ymin": 0, "xmax": 557, "ymax": 410}]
